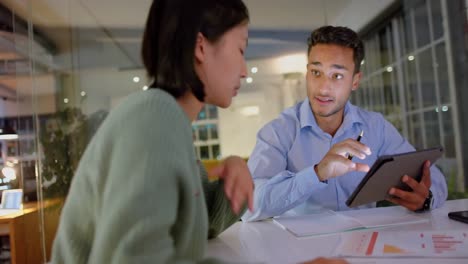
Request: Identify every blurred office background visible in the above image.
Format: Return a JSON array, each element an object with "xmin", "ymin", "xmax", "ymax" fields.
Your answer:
[{"xmin": 0, "ymin": 0, "xmax": 467, "ymax": 262}]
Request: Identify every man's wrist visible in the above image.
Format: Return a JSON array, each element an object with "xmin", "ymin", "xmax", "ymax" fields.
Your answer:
[
  {"xmin": 415, "ymin": 190, "xmax": 433, "ymax": 212},
  {"xmin": 314, "ymin": 164, "xmax": 328, "ymax": 183}
]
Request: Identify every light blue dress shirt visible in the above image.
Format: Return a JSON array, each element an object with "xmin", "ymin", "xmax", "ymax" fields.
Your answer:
[{"xmin": 242, "ymin": 99, "xmax": 448, "ymax": 222}]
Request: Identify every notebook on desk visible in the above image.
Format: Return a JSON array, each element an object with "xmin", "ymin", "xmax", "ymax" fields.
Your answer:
[{"xmin": 273, "ymin": 206, "xmax": 428, "ymax": 237}]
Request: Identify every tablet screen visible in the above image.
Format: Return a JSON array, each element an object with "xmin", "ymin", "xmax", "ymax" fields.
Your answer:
[{"xmin": 346, "ymin": 146, "xmax": 443, "ymax": 208}]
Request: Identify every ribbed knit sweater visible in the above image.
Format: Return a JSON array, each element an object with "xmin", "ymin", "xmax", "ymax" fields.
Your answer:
[{"xmin": 51, "ymin": 89, "xmax": 241, "ymax": 263}]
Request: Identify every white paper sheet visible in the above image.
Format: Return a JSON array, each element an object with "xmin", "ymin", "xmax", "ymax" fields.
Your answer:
[
  {"xmin": 273, "ymin": 207, "xmax": 428, "ymax": 237},
  {"xmin": 339, "ymin": 206, "xmax": 429, "ymax": 228},
  {"xmin": 273, "ymin": 210, "xmax": 364, "ymax": 237}
]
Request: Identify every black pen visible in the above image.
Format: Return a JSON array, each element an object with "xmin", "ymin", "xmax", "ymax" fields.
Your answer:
[{"xmin": 348, "ymin": 130, "xmax": 364, "ymax": 160}]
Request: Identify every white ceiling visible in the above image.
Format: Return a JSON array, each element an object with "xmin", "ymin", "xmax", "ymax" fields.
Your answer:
[
  {"xmin": 0, "ymin": 0, "xmax": 396, "ymax": 99},
  {"xmin": 1, "ymin": 0, "xmax": 396, "ymax": 62},
  {"xmin": 2, "ymin": 0, "xmax": 356, "ymax": 29},
  {"xmin": 2, "ymin": 0, "xmax": 396, "ymax": 29}
]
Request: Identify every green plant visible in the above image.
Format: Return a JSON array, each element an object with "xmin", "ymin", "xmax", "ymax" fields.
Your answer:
[
  {"xmin": 40, "ymin": 108, "xmax": 107, "ymax": 198},
  {"xmin": 446, "ymin": 169, "xmax": 468, "ymax": 200}
]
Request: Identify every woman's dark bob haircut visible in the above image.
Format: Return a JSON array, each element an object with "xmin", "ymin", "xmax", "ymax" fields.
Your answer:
[{"xmin": 142, "ymin": 0, "xmax": 249, "ymax": 101}]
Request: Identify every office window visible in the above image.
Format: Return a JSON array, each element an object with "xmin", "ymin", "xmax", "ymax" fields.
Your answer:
[
  {"xmin": 414, "ymin": 0, "xmax": 431, "ymax": 48},
  {"xmin": 435, "ymin": 43, "xmax": 450, "ymax": 104},
  {"xmin": 442, "ymin": 110, "xmax": 455, "ymax": 158},
  {"xmin": 429, "ymin": 0, "xmax": 444, "ymax": 40},
  {"xmin": 403, "ymin": 59, "xmax": 419, "ymax": 111},
  {"xmin": 419, "ymin": 49, "xmax": 437, "ymax": 107},
  {"xmin": 354, "ymin": 0, "xmax": 462, "ymax": 189},
  {"xmin": 193, "ymin": 105, "xmax": 221, "ymax": 160}
]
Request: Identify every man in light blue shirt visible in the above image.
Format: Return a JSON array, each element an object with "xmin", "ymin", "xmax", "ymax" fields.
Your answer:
[{"xmin": 242, "ymin": 26, "xmax": 447, "ymax": 222}]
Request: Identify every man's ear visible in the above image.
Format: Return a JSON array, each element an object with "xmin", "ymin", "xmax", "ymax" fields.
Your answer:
[
  {"xmin": 194, "ymin": 32, "xmax": 205, "ymax": 63},
  {"xmin": 351, "ymin": 72, "xmax": 362, "ymax": 91}
]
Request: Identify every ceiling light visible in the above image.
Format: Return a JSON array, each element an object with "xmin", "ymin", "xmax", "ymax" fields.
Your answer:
[
  {"xmin": 386, "ymin": 66, "xmax": 393, "ymax": 72},
  {"xmin": 408, "ymin": 55, "xmax": 415, "ymax": 61},
  {"xmin": 0, "ymin": 124, "xmax": 18, "ymax": 140},
  {"xmin": 240, "ymin": 106, "xmax": 259, "ymax": 116},
  {"xmin": 2, "ymin": 167, "xmax": 16, "ymax": 180},
  {"xmin": 0, "ymin": 134, "xmax": 18, "ymax": 140},
  {"xmin": 274, "ymin": 53, "xmax": 307, "ymax": 74},
  {"xmin": 64, "ymin": 98, "xmax": 69, "ymax": 104},
  {"xmin": 80, "ymin": 91, "xmax": 86, "ymax": 97},
  {"xmin": 6, "ymin": 160, "xmax": 17, "ymax": 166},
  {"xmin": 361, "ymin": 60, "xmax": 365, "ymax": 65},
  {"xmin": 246, "ymin": 77, "xmax": 253, "ymax": 83},
  {"xmin": 142, "ymin": 85, "xmax": 148, "ymax": 91},
  {"xmin": 133, "ymin": 76, "xmax": 140, "ymax": 83},
  {"xmin": 251, "ymin": 67, "xmax": 258, "ymax": 74}
]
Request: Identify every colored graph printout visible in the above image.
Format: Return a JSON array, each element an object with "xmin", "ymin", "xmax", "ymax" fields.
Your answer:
[{"xmin": 335, "ymin": 230, "xmax": 468, "ymax": 258}]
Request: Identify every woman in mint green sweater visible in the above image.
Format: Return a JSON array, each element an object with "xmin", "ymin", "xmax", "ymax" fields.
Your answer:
[{"xmin": 51, "ymin": 0, "xmax": 346, "ymax": 263}]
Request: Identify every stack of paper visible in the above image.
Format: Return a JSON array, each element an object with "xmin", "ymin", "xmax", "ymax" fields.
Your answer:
[
  {"xmin": 273, "ymin": 206, "xmax": 428, "ymax": 237},
  {"xmin": 334, "ymin": 230, "xmax": 468, "ymax": 258}
]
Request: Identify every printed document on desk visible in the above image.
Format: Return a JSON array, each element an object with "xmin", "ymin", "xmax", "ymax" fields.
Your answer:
[
  {"xmin": 335, "ymin": 230, "xmax": 468, "ymax": 258},
  {"xmin": 273, "ymin": 206, "xmax": 428, "ymax": 237}
]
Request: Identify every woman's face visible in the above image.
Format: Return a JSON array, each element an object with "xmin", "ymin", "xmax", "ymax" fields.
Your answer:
[{"xmin": 195, "ymin": 23, "xmax": 248, "ymax": 108}]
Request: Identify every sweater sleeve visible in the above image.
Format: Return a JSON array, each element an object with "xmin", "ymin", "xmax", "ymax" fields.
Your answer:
[
  {"xmin": 51, "ymin": 92, "xmax": 226, "ymax": 264},
  {"xmin": 199, "ymin": 163, "xmax": 244, "ymax": 239}
]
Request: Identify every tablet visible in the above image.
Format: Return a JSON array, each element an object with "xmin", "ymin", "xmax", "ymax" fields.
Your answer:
[{"xmin": 346, "ymin": 146, "xmax": 443, "ymax": 208}]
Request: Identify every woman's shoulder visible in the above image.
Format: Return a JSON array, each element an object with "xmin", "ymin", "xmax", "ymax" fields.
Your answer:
[
  {"xmin": 109, "ymin": 89, "xmax": 190, "ymax": 129},
  {"xmin": 119, "ymin": 89, "xmax": 183, "ymax": 115},
  {"xmin": 90, "ymin": 89, "xmax": 193, "ymax": 156}
]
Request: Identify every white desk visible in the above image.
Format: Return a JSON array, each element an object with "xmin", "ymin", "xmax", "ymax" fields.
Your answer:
[{"xmin": 206, "ymin": 199, "xmax": 468, "ymax": 264}]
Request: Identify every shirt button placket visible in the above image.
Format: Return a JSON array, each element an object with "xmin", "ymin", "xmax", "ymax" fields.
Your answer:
[{"xmin": 329, "ymin": 135, "xmax": 340, "ymax": 211}]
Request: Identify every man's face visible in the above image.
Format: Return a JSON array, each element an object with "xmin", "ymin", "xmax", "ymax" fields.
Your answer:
[{"xmin": 306, "ymin": 44, "xmax": 361, "ymax": 121}]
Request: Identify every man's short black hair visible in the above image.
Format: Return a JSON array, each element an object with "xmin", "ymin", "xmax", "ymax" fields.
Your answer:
[
  {"xmin": 307, "ymin": 26, "xmax": 365, "ymax": 73},
  {"xmin": 141, "ymin": 0, "xmax": 249, "ymax": 101}
]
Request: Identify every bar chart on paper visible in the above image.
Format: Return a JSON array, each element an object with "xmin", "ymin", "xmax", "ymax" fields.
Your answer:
[
  {"xmin": 335, "ymin": 230, "xmax": 468, "ymax": 258},
  {"xmin": 431, "ymin": 233, "xmax": 466, "ymax": 254}
]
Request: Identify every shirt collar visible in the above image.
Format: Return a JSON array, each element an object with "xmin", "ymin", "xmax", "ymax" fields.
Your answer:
[
  {"xmin": 299, "ymin": 99, "xmax": 364, "ymax": 131},
  {"xmin": 342, "ymin": 101, "xmax": 365, "ymax": 129}
]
